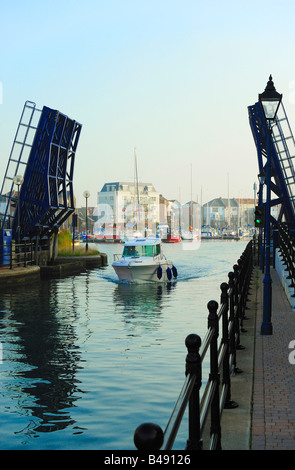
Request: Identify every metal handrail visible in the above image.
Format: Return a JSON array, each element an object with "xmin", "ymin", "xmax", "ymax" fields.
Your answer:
[
  {"xmin": 133, "ymin": 239, "xmax": 254, "ymax": 451},
  {"xmin": 277, "ymin": 223, "xmax": 295, "ymax": 296},
  {"xmin": 0, "ymin": 240, "xmax": 36, "ymax": 269}
]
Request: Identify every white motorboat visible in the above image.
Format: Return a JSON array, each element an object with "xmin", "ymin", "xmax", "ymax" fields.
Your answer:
[
  {"xmin": 112, "ymin": 237, "xmax": 178, "ymax": 282},
  {"xmin": 181, "ymin": 229, "xmax": 200, "ymax": 241}
]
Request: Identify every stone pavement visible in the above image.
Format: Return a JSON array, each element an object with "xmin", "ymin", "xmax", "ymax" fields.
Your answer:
[
  {"xmin": 251, "ymin": 267, "xmax": 295, "ymax": 450},
  {"xmin": 221, "ymin": 266, "xmax": 295, "ymax": 450}
]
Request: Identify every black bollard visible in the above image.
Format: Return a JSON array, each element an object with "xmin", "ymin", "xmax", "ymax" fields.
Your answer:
[
  {"xmin": 207, "ymin": 300, "xmax": 221, "ymax": 450},
  {"xmin": 185, "ymin": 333, "xmax": 202, "ymax": 450},
  {"xmin": 134, "ymin": 422, "xmax": 164, "ymax": 450}
]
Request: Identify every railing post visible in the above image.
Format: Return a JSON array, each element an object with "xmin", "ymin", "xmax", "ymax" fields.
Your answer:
[
  {"xmin": 232, "ymin": 264, "xmax": 240, "ymax": 347},
  {"xmin": 185, "ymin": 333, "xmax": 202, "ymax": 450},
  {"xmin": 245, "ymin": 241, "xmax": 253, "ymax": 298},
  {"xmin": 286, "ymin": 231, "xmax": 295, "ymax": 294},
  {"xmin": 242, "ymin": 241, "xmax": 253, "ymax": 320},
  {"xmin": 10, "ymin": 241, "xmax": 13, "ymax": 269},
  {"xmin": 228, "ymin": 271, "xmax": 242, "ymax": 374},
  {"xmin": 220, "ymin": 282, "xmax": 238, "ymax": 410},
  {"xmin": 291, "ymin": 236, "xmax": 295, "ymax": 298},
  {"xmin": 207, "ymin": 300, "xmax": 221, "ymax": 450},
  {"xmin": 238, "ymin": 257, "xmax": 247, "ymax": 333},
  {"xmin": 233, "ymin": 264, "xmax": 244, "ymax": 351}
]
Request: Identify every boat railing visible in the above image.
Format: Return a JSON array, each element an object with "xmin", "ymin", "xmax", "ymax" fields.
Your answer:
[
  {"xmin": 113, "ymin": 253, "xmax": 165, "ymax": 262},
  {"xmin": 133, "ymin": 239, "xmax": 254, "ymax": 451},
  {"xmin": 113, "ymin": 254, "xmax": 143, "ymax": 261}
]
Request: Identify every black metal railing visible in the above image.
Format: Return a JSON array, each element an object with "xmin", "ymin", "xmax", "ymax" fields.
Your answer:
[
  {"xmin": 277, "ymin": 223, "xmax": 295, "ymax": 296},
  {"xmin": 133, "ymin": 240, "xmax": 253, "ymax": 451},
  {"xmin": 0, "ymin": 241, "xmax": 36, "ymax": 269}
]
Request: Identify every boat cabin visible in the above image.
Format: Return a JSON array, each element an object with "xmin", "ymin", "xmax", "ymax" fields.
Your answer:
[{"xmin": 122, "ymin": 238, "xmax": 161, "ymax": 257}]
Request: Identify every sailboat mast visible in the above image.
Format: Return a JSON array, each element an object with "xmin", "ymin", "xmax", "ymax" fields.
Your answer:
[
  {"xmin": 191, "ymin": 163, "xmax": 193, "ymax": 201},
  {"xmin": 134, "ymin": 148, "xmax": 140, "ymax": 224},
  {"xmin": 190, "ymin": 163, "xmax": 193, "ymax": 230},
  {"xmin": 227, "ymin": 173, "xmax": 231, "ymax": 226}
]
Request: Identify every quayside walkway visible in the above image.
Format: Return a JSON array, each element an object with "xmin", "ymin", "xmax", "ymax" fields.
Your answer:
[
  {"xmin": 252, "ymin": 268, "xmax": 295, "ymax": 450},
  {"xmin": 221, "ymin": 266, "xmax": 295, "ymax": 450}
]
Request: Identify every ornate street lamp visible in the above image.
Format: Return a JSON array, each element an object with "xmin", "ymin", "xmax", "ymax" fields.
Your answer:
[
  {"xmin": 258, "ymin": 75, "xmax": 282, "ymax": 335},
  {"xmin": 13, "ymin": 174, "xmax": 24, "ymax": 246},
  {"xmin": 259, "ymin": 75, "xmax": 282, "ymax": 122},
  {"xmin": 83, "ymin": 190, "xmax": 90, "ymax": 252}
]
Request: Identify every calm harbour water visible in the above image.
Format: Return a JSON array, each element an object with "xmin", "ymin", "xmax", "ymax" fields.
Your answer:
[{"xmin": 0, "ymin": 238, "xmax": 248, "ymax": 450}]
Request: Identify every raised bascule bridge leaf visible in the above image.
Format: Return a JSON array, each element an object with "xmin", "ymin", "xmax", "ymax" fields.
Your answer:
[{"xmin": 0, "ymin": 101, "xmax": 82, "ymax": 242}]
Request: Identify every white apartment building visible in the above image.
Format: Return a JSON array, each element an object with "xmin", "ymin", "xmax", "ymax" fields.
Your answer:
[{"xmin": 97, "ymin": 181, "xmax": 160, "ymax": 230}]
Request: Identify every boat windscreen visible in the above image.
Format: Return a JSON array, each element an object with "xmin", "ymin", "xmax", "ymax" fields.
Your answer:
[{"xmin": 123, "ymin": 244, "xmax": 160, "ymax": 257}]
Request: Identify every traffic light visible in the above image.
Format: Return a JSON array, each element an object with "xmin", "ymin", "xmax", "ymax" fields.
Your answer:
[{"xmin": 255, "ymin": 206, "xmax": 265, "ymax": 227}]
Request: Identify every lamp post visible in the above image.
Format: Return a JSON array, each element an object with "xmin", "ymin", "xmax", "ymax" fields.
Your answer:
[
  {"xmin": 258, "ymin": 75, "xmax": 282, "ymax": 335},
  {"xmin": 13, "ymin": 174, "xmax": 24, "ymax": 246},
  {"xmin": 83, "ymin": 190, "xmax": 90, "ymax": 252},
  {"xmin": 257, "ymin": 171, "xmax": 266, "ymax": 272}
]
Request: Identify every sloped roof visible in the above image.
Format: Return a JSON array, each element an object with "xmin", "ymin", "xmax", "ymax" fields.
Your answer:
[{"xmin": 100, "ymin": 182, "xmax": 157, "ymax": 192}]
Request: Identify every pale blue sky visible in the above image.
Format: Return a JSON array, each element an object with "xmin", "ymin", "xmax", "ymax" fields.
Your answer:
[{"xmin": 1, "ymin": 0, "xmax": 295, "ymax": 206}]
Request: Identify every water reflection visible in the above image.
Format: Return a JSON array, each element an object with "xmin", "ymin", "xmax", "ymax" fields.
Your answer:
[
  {"xmin": 0, "ymin": 280, "xmax": 84, "ymax": 438},
  {"xmin": 112, "ymin": 281, "xmax": 177, "ymax": 331},
  {"xmin": 0, "ymin": 240, "xmax": 250, "ymax": 449}
]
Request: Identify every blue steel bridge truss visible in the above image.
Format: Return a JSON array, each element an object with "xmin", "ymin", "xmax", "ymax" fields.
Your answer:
[
  {"xmin": 248, "ymin": 100, "xmax": 295, "ymax": 228},
  {"xmin": 0, "ymin": 101, "xmax": 82, "ymax": 240}
]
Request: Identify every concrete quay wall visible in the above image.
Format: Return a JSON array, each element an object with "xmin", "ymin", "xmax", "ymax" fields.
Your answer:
[
  {"xmin": 0, "ymin": 266, "xmax": 41, "ymax": 287},
  {"xmin": 0, "ymin": 253, "xmax": 108, "ymax": 285}
]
